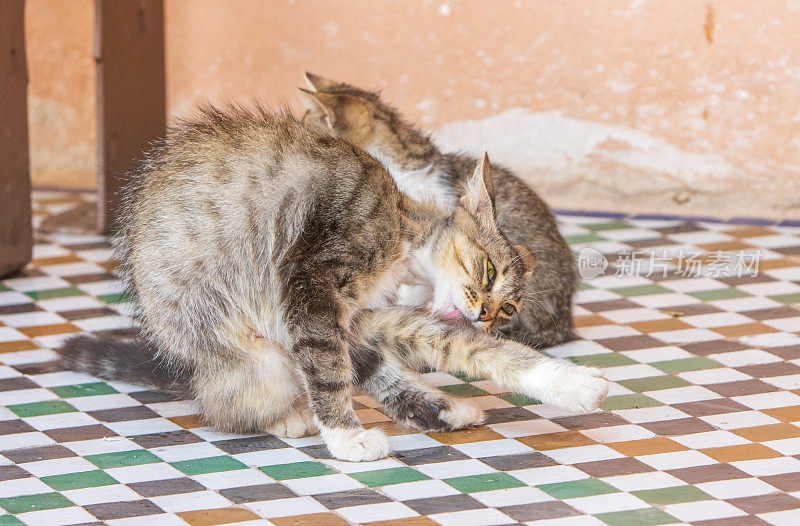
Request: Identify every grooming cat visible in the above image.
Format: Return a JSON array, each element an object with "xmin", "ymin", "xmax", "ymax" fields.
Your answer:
[
  {"xmin": 300, "ymin": 74, "xmax": 575, "ymax": 348},
  {"xmin": 57, "ymin": 105, "xmax": 607, "ymax": 461}
]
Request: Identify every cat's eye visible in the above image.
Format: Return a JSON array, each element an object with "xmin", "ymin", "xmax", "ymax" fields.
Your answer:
[
  {"xmin": 501, "ymin": 303, "xmax": 516, "ymax": 316},
  {"xmin": 486, "ymin": 258, "xmax": 496, "ymax": 285}
]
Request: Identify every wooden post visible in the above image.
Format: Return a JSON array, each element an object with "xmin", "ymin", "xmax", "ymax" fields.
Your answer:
[
  {"xmin": 95, "ymin": 0, "xmax": 165, "ymax": 232},
  {"xmin": 0, "ymin": 0, "xmax": 33, "ymax": 277}
]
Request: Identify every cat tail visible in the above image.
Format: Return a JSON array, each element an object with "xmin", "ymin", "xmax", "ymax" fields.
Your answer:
[{"xmin": 56, "ymin": 334, "xmax": 190, "ymax": 394}]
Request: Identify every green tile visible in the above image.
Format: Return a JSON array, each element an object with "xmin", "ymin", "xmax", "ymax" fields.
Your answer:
[
  {"xmin": 97, "ymin": 291, "xmax": 132, "ymax": 304},
  {"xmin": 171, "ymin": 455, "xmax": 246, "ymax": 475},
  {"xmin": 565, "ymin": 234, "xmax": 606, "ymax": 245},
  {"xmin": 439, "ymin": 383, "xmax": 486, "ymax": 397},
  {"xmin": 688, "ymin": 288, "xmax": 751, "ymax": 301},
  {"xmin": 24, "ymin": 287, "xmax": 85, "ymax": 300},
  {"xmin": 597, "ymin": 508, "xmax": 680, "ymax": 526},
  {"xmin": 577, "ymin": 282, "xmax": 594, "ymax": 290},
  {"xmin": 617, "ymin": 375, "xmax": 691, "ymax": 392},
  {"xmin": 651, "ymin": 357, "xmax": 720, "ymax": 374},
  {"xmin": 583, "ymin": 222, "xmax": 632, "ymax": 231},
  {"xmin": 537, "ymin": 478, "xmax": 619, "ymax": 499},
  {"xmin": 86, "ymin": 449, "xmax": 161, "ymax": 469},
  {"xmin": 572, "ymin": 353, "xmax": 638, "ymax": 368},
  {"xmin": 609, "ymin": 285, "xmax": 672, "ymax": 297},
  {"xmin": 770, "ymin": 292, "xmax": 800, "ymax": 304},
  {"xmin": 350, "ymin": 467, "xmax": 430, "ymax": 487},
  {"xmin": 500, "ymin": 393, "xmax": 542, "ymax": 406},
  {"xmin": 41, "ymin": 470, "xmax": 118, "ymax": 491},
  {"xmin": 50, "ymin": 382, "xmax": 118, "ymax": 398},
  {"xmin": 7, "ymin": 400, "xmax": 76, "ymax": 418},
  {"xmin": 600, "ymin": 393, "xmax": 662, "ymax": 411},
  {"xmin": 0, "ymin": 492, "xmax": 73, "ymax": 514},
  {"xmin": 0, "ymin": 516, "xmax": 24, "ymax": 526},
  {"xmin": 0, "ymin": 284, "xmax": 9, "ymax": 292},
  {"xmin": 452, "ymin": 372, "xmax": 486, "ymax": 383},
  {"xmin": 632, "ymin": 485, "xmax": 713, "ymax": 505},
  {"xmin": 260, "ymin": 461, "xmax": 337, "ymax": 481},
  {"xmin": 444, "ymin": 472, "xmax": 525, "ymax": 493}
]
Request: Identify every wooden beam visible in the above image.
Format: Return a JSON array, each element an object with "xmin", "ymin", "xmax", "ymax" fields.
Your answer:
[
  {"xmin": 0, "ymin": 0, "xmax": 32, "ymax": 277},
  {"xmin": 95, "ymin": 0, "xmax": 165, "ymax": 232}
]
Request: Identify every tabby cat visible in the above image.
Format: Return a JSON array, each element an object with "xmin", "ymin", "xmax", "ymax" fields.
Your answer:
[
  {"xmin": 300, "ymin": 73, "xmax": 575, "ymax": 348},
  {"xmin": 57, "ymin": 105, "xmax": 607, "ymax": 461}
]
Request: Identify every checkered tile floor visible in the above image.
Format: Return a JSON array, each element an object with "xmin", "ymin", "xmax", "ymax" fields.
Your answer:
[{"xmin": 2, "ymin": 194, "xmax": 800, "ymax": 525}]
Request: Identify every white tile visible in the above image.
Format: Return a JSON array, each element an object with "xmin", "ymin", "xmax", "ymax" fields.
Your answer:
[
  {"xmin": 731, "ymin": 456, "xmax": 800, "ymax": 476},
  {"xmin": 637, "ymin": 450, "xmax": 717, "ymax": 470},
  {"xmin": 701, "ymin": 410, "xmax": 780, "ymax": 430},
  {"xmin": 611, "ymin": 406, "xmax": 689, "ymax": 424},
  {"xmin": 62, "ymin": 484, "xmax": 142, "ymax": 505},
  {"xmin": 488, "ymin": 419, "xmax": 565, "ymax": 438},
  {"xmin": 3, "ymin": 276, "xmax": 71, "ymax": 292},
  {"xmin": 670, "ymin": 430, "xmax": 750, "ymax": 449},
  {"xmin": 281, "ymin": 473, "xmax": 363, "ymax": 495},
  {"xmin": 65, "ymin": 437, "xmax": 139, "ymax": 457},
  {"xmin": 629, "ymin": 293, "xmax": 700, "ymax": 309},
  {"xmin": 679, "ymin": 367, "xmax": 752, "ymax": 384},
  {"xmin": 697, "ymin": 478, "xmax": 778, "ymax": 499},
  {"xmin": 321, "ymin": 457, "xmax": 405, "ymax": 474},
  {"xmin": 16, "ymin": 506, "xmax": 97, "ymax": 526},
  {"xmin": 245, "ymin": 496, "xmax": 328, "ymax": 518},
  {"xmin": 601, "ymin": 471, "xmax": 685, "ymax": 492},
  {"xmin": 762, "ymin": 374, "xmax": 800, "ymax": 390},
  {"xmin": 576, "ymin": 325, "xmax": 641, "ymax": 340},
  {"xmin": 763, "ymin": 437, "xmax": 800, "ymax": 456},
  {"xmin": 150, "ymin": 442, "xmax": 225, "ymax": 463},
  {"xmin": 337, "ymin": 502, "xmax": 418, "ymax": 523},
  {"xmin": 544, "ymin": 444, "xmax": 625, "ymax": 464},
  {"xmin": 763, "ymin": 317, "xmax": 800, "ymax": 332},
  {"xmin": 191, "ymin": 467, "xmax": 273, "ymax": 489},
  {"xmin": 710, "ymin": 349, "xmax": 783, "ymax": 367},
  {"xmin": 451, "ymin": 439, "xmax": 532, "ymax": 458},
  {"xmin": 760, "ymin": 509, "xmax": 800, "ymax": 526},
  {"xmin": 565, "ymin": 492, "xmax": 649, "ymax": 514},
  {"xmin": 582, "ymin": 425, "xmax": 655, "ymax": 443},
  {"xmin": 664, "ymin": 499, "xmax": 746, "ymax": 522},
  {"xmin": 429, "ymin": 507, "xmax": 514, "ymax": 526},
  {"xmin": 741, "ymin": 332, "xmax": 800, "ymax": 348},
  {"xmin": 471, "ymin": 486, "xmax": 553, "ymax": 507},
  {"xmin": 621, "ymin": 346, "xmax": 693, "ymax": 363},
  {"xmin": 681, "ymin": 312, "xmax": 753, "ymax": 328},
  {"xmin": 733, "ymin": 391, "xmax": 800, "ymax": 410},
  {"xmin": 150, "ymin": 490, "xmax": 232, "ymax": 512},
  {"xmin": 650, "ymin": 328, "xmax": 722, "ymax": 343},
  {"xmin": 646, "ymin": 386, "xmax": 720, "ymax": 405},
  {"xmin": 0, "ymin": 311, "xmax": 66, "ymax": 328},
  {"xmin": 21, "ymin": 457, "xmax": 98, "ymax": 477},
  {"xmin": 416, "ymin": 459, "xmax": 495, "ymax": 479},
  {"xmin": 381, "ymin": 479, "xmax": 461, "ymax": 501},
  {"xmin": 233, "ymin": 447, "xmax": 311, "ymax": 468},
  {"xmin": 710, "ymin": 297, "xmax": 781, "ymax": 312},
  {"xmin": 0, "ymin": 476, "xmax": 52, "ymax": 497},
  {"xmin": 660, "ymin": 278, "xmax": 729, "ymax": 293},
  {"xmin": 602, "ymin": 364, "xmax": 665, "ymax": 381},
  {"xmin": 510, "ymin": 465, "xmax": 590, "ymax": 486}
]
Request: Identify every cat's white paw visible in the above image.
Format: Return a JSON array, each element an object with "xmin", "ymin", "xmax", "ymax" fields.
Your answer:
[
  {"xmin": 440, "ymin": 399, "xmax": 485, "ymax": 429},
  {"xmin": 521, "ymin": 361, "xmax": 609, "ymax": 413},
  {"xmin": 267, "ymin": 408, "xmax": 319, "ymax": 439},
  {"xmin": 320, "ymin": 426, "xmax": 392, "ymax": 462}
]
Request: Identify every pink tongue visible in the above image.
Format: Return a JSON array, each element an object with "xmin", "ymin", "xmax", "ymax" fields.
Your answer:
[{"xmin": 441, "ymin": 305, "xmax": 464, "ymax": 320}]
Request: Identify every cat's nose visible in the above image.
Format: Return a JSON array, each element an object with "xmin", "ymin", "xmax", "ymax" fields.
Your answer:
[{"xmin": 478, "ymin": 305, "xmax": 492, "ymax": 322}]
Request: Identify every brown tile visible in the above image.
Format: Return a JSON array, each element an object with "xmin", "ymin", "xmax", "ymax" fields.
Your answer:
[
  {"xmin": 129, "ymin": 477, "xmax": 206, "ymax": 498},
  {"xmin": 2, "ymin": 445, "xmax": 76, "ymax": 464},
  {"xmin": 479, "ymin": 452, "xmax": 557, "ymax": 471},
  {"xmin": 726, "ymin": 493, "xmax": 800, "ymax": 514},
  {"xmin": 607, "ymin": 437, "xmax": 687, "ymax": 456},
  {"xmin": 44, "ymin": 424, "xmax": 117, "ymax": 442},
  {"xmin": 680, "ymin": 340, "xmax": 750, "ymax": 356},
  {"xmin": 177, "ymin": 508, "xmax": 261, "ymax": 526},
  {"xmin": 578, "ymin": 299, "xmax": 641, "ymax": 312},
  {"xmin": 760, "ymin": 258, "xmax": 800, "ymax": 270},
  {"xmin": 551, "ymin": 412, "xmax": 629, "ymax": 430},
  {"xmin": 271, "ymin": 513, "xmax": 350, "ymax": 526},
  {"xmin": 84, "ymin": 500, "xmax": 163, "ymax": 520},
  {"xmin": 427, "ymin": 426, "xmax": 505, "ymax": 445},
  {"xmin": 132, "ymin": 430, "xmax": 203, "ymax": 448},
  {"xmin": 365, "ymin": 421, "xmax": 417, "ymax": 436},
  {"xmin": 768, "ymin": 345, "xmax": 800, "ymax": 360},
  {"xmin": 705, "ymin": 380, "xmax": 779, "ymax": 397},
  {"xmin": 697, "ymin": 241, "xmax": 756, "ymax": 252},
  {"xmin": 725, "ymin": 227, "xmax": 776, "ymax": 238},
  {"xmin": 656, "ymin": 224, "xmax": 705, "ymax": 235},
  {"xmin": 403, "ymin": 494, "xmax": 483, "ymax": 515},
  {"xmin": 63, "ymin": 272, "xmax": 118, "ymax": 284},
  {"xmin": 59, "ymin": 307, "xmax": 118, "ymax": 320},
  {"xmin": 762, "ymin": 405, "xmax": 800, "ymax": 422},
  {"xmin": 761, "ymin": 472, "xmax": 800, "ymax": 492},
  {"xmin": 713, "ymin": 322, "xmax": 779, "ymax": 338},
  {"xmin": 0, "ymin": 419, "xmax": 35, "ymax": 436},
  {"xmin": 0, "ymin": 340, "xmax": 38, "ymax": 353},
  {"xmin": 0, "ymin": 465, "xmax": 31, "ymax": 481},
  {"xmin": 169, "ymin": 415, "xmax": 206, "ymax": 429},
  {"xmin": 0, "ymin": 303, "xmax": 40, "ymax": 315},
  {"xmin": 498, "ymin": 501, "xmax": 581, "ymax": 521},
  {"xmin": 736, "ymin": 361, "xmax": 800, "ymax": 378},
  {"xmin": 693, "ymin": 517, "xmax": 773, "ymax": 526},
  {"xmin": 660, "ymin": 303, "xmax": 722, "ymax": 316},
  {"xmin": 628, "ymin": 318, "xmax": 692, "ymax": 333},
  {"xmin": 671, "ymin": 398, "xmax": 750, "ymax": 416},
  {"xmin": 88, "ymin": 405, "xmax": 160, "ymax": 422},
  {"xmin": 774, "ymin": 246, "xmax": 800, "ymax": 257},
  {"xmin": 0, "ymin": 376, "xmax": 38, "ymax": 391},
  {"xmin": 515, "ymin": 430, "xmax": 596, "ymax": 451},
  {"xmin": 18, "ymin": 323, "xmax": 81, "ymax": 338},
  {"xmin": 733, "ymin": 423, "xmax": 800, "ymax": 442},
  {"xmin": 667, "ymin": 463, "xmax": 750, "ymax": 483},
  {"xmin": 60, "ymin": 241, "xmax": 112, "ymax": 251},
  {"xmin": 597, "ymin": 335, "xmax": 667, "ymax": 351},
  {"xmin": 32, "ymin": 254, "xmax": 84, "ymax": 266},
  {"xmin": 700, "ymin": 443, "xmax": 782, "ymax": 462},
  {"xmin": 365, "ymin": 518, "xmax": 439, "ymax": 526},
  {"xmin": 718, "ymin": 274, "xmax": 775, "ymax": 286},
  {"xmin": 574, "ymin": 314, "xmax": 612, "ymax": 328},
  {"xmin": 641, "ymin": 417, "xmax": 717, "ymax": 436},
  {"xmin": 573, "ymin": 457, "xmax": 655, "ymax": 477}
]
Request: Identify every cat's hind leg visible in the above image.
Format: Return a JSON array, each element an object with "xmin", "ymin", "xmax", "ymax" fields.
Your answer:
[
  {"xmin": 350, "ymin": 345, "xmax": 484, "ymax": 431},
  {"xmin": 190, "ymin": 344, "xmax": 316, "ymax": 437}
]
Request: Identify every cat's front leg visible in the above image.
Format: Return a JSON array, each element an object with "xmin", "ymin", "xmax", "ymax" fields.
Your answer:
[{"xmin": 291, "ymin": 322, "xmax": 391, "ymax": 462}]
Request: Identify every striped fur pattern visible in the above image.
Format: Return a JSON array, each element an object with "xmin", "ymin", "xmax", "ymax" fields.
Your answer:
[
  {"xmin": 56, "ymin": 105, "xmax": 607, "ymax": 461},
  {"xmin": 301, "ymin": 74, "xmax": 576, "ymax": 348}
]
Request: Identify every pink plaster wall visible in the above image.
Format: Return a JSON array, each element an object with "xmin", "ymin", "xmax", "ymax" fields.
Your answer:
[{"xmin": 25, "ymin": 1, "xmax": 800, "ymax": 216}]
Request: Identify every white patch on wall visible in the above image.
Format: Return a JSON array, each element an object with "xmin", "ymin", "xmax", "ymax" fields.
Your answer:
[{"xmin": 432, "ymin": 108, "xmax": 739, "ymax": 187}]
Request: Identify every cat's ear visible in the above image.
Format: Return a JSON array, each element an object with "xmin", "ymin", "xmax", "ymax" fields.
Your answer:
[
  {"xmin": 513, "ymin": 244, "xmax": 538, "ymax": 277},
  {"xmin": 298, "ymin": 89, "xmax": 370, "ymax": 133},
  {"xmin": 304, "ymin": 72, "xmax": 340, "ymax": 92},
  {"xmin": 460, "ymin": 153, "xmax": 496, "ymax": 223}
]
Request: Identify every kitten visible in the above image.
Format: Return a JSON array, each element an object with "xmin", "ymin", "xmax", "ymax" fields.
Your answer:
[
  {"xmin": 300, "ymin": 74, "xmax": 576, "ymax": 348},
  {"xmin": 57, "ymin": 105, "xmax": 607, "ymax": 461}
]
